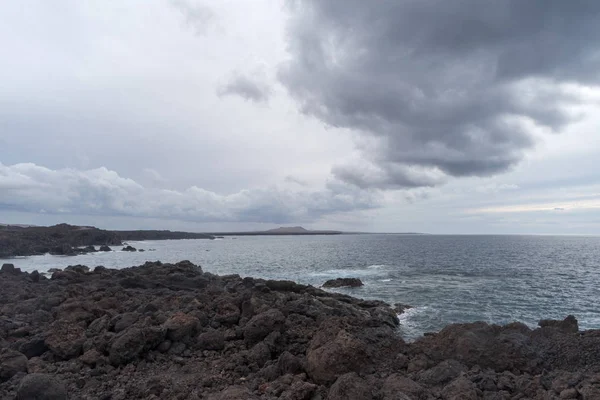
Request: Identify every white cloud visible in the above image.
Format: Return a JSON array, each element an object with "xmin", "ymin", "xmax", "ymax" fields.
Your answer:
[{"xmin": 0, "ymin": 162, "xmax": 378, "ymax": 224}]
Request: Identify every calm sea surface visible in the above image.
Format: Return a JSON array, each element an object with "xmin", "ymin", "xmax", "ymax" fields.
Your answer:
[{"xmin": 6, "ymin": 234, "xmax": 600, "ymax": 340}]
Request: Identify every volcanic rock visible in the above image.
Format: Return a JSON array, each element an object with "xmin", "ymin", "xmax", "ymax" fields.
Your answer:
[{"xmin": 322, "ymin": 278, "xmax": 364, "ymax": 288}]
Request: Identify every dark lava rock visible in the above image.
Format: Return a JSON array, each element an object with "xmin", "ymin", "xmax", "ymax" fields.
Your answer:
[
  {"xmin": 306, "ymin": 325, "xmax": 370, "ymax": 384},
  {"xmin": 18, "ymin": 336, "xmax": 48, "ymax": 359},
  {"xmin": 206, "ymin": 386, "xmax": 259, "ymax": 400},
  {"xmin": 1, "ymin": 260, "xmax": 598, "ymax": 400},
  {"xmin": 197, "ymin": 330, "xmax": 225, "ymax": 351},
  {"xmin": 64, "ymin": 264, "xmax": 90, "ymax": 273},
  {"xmin": 1, "ymin": 263, "xmax": 21, "ymax": 274},
  {"xmin": 539, "ymin": 315, "xmax": 579, "ymax": 333},
  {"xmin": 45, "ymin": 322, "xmax": 86, "ymax": 360},
  {"xmin": 243, "ymin": 309, "xmax": 286, "ymax": 345},
  {"xmin": 121, "ymin": 245, "xmax": 137, "ymax": 252},
  {"xmin": 17, "ymin": 373, "xmax": 67, "ymax": 400},
  {"xmin": 30, "ymin": 270, "xmax": 41, "ymax": 282},
  {"xmin": 164, "ymin": 312, "xmax": 199, "ymax": 341},
  {"xmin": 322, "ymin": 277, "xmax": 364, "ymax": 288},
  {"xmin": 328, "ymin": 372, "xmax": 373, "ymax": 400},
  {"xmin": 98, "ymin": 245, "xmax": 111, "ymax": 252},
  {"xmin": 0, "ymin": 349, "xmax": 28, "ymax": 382}
]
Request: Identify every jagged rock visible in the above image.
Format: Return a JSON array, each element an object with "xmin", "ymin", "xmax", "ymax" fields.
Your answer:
[
  {"xmin": 197, "ymin": 330, "xmax": 225, "ymax": 351},
  {"xmin": 64, "ymin": 264, "xmax": 90, "ymax": 273},
  {"xmin": 328, "ymin": 372, "xmax": 373, "ymax": 400},
  {"xmin": 322, "ymin": 278, "xmax": 364, "ymax": 288},
  {"xmin": 0, "ymin": 349, "xmax": 28, "ymax": 382},
  {"xmin": 382, "ymin": 374, "xmax": 424, "ymax": 400},
  {"xmin": 243, "ymin": 309, "xmax": 285, "ymax": 345},
  {"xmin": 17, "ymin": 373, "xmax": 67, "ymax": 400},
  {"xmin": 18, "ymin": 336, "xmax": 48, "ymax": 359},
  {"xmin": 277, "ymin": 351, "xmax": 303, "ymax": 375},
  {"xmin": 108, "ymin": 326, "xmax": 165, "ymax": 365},
  {"xmin": 164, "ymin": 312, "xmax": 199, "ymax": 341},
  {"xmin": 30, "ymin": 270, "xmax": 41, "ymax": 282},
  {"xmin": 112, "ymin": 312, "xmax": 140, "ymax": 333},
  {"xmin": 45, "ymin": 322, "xmax": 86, "ymax": 360},
  {"xmin": 442, "ymin": 376, "xmax": 480, "ymax": 400},
  {"xmin": 98, "ymin": 245, "xmax": 111, "ymax": 252},
  {"xmin": 418, "ymin": 359, "xmax": 468, "ymax": 386},
  {"xmin": 539, "ymin": 315, "xmax": 579, "ymax": 333},
  {"xmin": 280, "ymin": 381, "xmax": 318, "ymax": 400},
  {"xmin": 122, "ymin": 245, "xmax": 137, "ymax": 252},
  {"xmin": 1, "ymin": 263, "xmax": 20, "ymax": 274},
  {"xmin": 79, "ymin": 349, "xmax": 103, "ymax": 366},
  {"xmin": 306, "ymin": 326, "xmax": 370, "ymax": 383}
]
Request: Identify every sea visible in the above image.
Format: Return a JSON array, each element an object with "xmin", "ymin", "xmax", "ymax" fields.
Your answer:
[{"xmin": 5, "ymin": 234, "xmax": 600, "ymax": 340}]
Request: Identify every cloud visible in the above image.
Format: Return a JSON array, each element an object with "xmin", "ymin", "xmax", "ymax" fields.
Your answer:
[
  {"xmin": 217, "ymin": 72, "xmax": 273, "ymax": 103},
  {"xmin": 0, "ymin": 162, "xmax": 378, "ymax": 224},
  {"xmin": 279, "ymin": 0, "xmax": 600, "ymax": 189},
  {"xmin": 170, "ymin": 0, "xmax": 215, "ymax": 35},
  {"xmin": 284, "ymin": 175, "xmax": 309, "ymax": 187}
]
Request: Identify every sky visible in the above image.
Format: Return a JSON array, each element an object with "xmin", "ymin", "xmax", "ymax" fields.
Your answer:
[{"xmin": 1, "ymin": 0, "xmax": 600, "ymax": 234}]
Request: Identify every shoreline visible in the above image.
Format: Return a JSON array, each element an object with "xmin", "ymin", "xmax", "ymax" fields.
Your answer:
[{"xmin": 1, "ymin": 261, "xmax": 600, "ymax": 399}]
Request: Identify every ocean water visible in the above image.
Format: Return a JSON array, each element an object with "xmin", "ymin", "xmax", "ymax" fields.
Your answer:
[{"xmin": 5, "ymin": 234, "xmax": 600, "ymax": 340}]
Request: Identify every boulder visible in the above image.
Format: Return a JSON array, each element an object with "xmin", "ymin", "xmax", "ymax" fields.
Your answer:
[
  {"xmin": 328, "ymin": 372, "xmax": 373, "ymax": 400},
  {"xmin": 277, "ymin": 351, "xmax": 303, "ymax": 375},
  {"xmin": 248, "ymin": 341, "xmax": 271, "ymax": 367},
  {"xmin": 108, "ymin": 326, "xmax": 165, "ymax": 365},
  {"xmin": 539, "ymin": 315, "xmax": 579, "ymax": 333},
  {"xmin": 323, "ymin": 278, "xmax": 364, "ymax": 288},
  {"xmin": 306, "ymin": 328, "xmax": 370, "ymax": 383},
  {"xmin": 243, "ymin": 309, "xmax": 285, "ymax": 345},
  {"xmin": 122, "ymin": 245, "xmax": 137, "ymax": 252},
  {"xmin": 65, "ymin": 264, "xmax": 90, "ymax": 273},
  {"xmin": 164, "ymin": 312, "xmax": 200, "ymax": 341},
  {"xmin": 382, "ymin": 374, "xmax": 424, "ymax": 400},
  {"xmin": 30, "ymin": 270, "xmax": 41, "ymax": 282},
  {"xmin": 197, "ymin": 330, "xmax": 225, "ymax": 351},
  {"xmin": 280, "ymin": 381, "xmax": 318, "ymax": 400},
  {"xmin": 108, "ymin": 328, "xmax": 145, "ymax": 365},
  {"xmin": 442, "ymin": 376, "xmax": 479, "ymax": 400},
  {"xmin": 98, "ymin": 245, "xmax": 111, "ymax": 252},
  {"xmin": 17, "ymin": 373, "xmax": 68, "ymax": 400},
  {"xmin": 18, "ymin": 336, "xmax": 48, "ymax": 359},
  {"xmin": 112, "ymin": 312, "xmax": 140, "ymax": 333},
  {"xmin": 418, "ymin": 360, "xmax": 468, "ymax": 386},
  {"xmin": 45, "ymin": 322, "xmax": 86, "ymax": 359},
  {"xmin": 1, "ymin": 263, "xmax": 21, "ymax": 274},
  {"xmin": 0, "ymin": 348, "xmax": 28, "ymax": 382}
]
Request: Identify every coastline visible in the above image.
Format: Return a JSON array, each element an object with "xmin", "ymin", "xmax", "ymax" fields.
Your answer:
[{"xmin": 1, "ymin": 261, "xmax": 599, "ymax": 399}]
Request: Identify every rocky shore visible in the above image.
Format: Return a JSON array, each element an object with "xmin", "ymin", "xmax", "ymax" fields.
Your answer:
[
  {"xmin": 1, "ymin": 262, "xmax": 599, "ymax": 399},
  {"xmin": 0, "ymin": 224, "xmax": 214, "ymax": 258}
]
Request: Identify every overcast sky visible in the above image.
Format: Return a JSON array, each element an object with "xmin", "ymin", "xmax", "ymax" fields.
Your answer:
[{"xmin": 1, "ymin": 0, "xmax": 600, "ymax": 234}]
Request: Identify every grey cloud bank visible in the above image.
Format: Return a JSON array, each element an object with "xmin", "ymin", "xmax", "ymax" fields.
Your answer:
[
  {"xmin": 280, "ymin": 0, "xmax": 600, "ymax": 188},
  {"xmin": 0, "ymin": 162, "xmax": 378, "ymax": 224}
]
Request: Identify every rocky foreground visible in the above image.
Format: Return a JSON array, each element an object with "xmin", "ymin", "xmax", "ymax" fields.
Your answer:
[{"xmin": 1, "ymin": 262, "xmax": 600, "ymax": 399}]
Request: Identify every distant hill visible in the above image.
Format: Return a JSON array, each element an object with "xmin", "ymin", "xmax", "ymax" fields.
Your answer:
[{"xmin": 264, "ymin": 226, "xmax": 308, "ymax": 234}]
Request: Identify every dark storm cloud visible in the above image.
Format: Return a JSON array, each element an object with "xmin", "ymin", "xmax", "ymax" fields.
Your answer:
[
  {"xmin": 280, "ymin": 0, "xmax": 600, "ymax": 188},
  {"xmin": 217, "ymin": 73, "xmax": 273, "ymax": 103}
]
